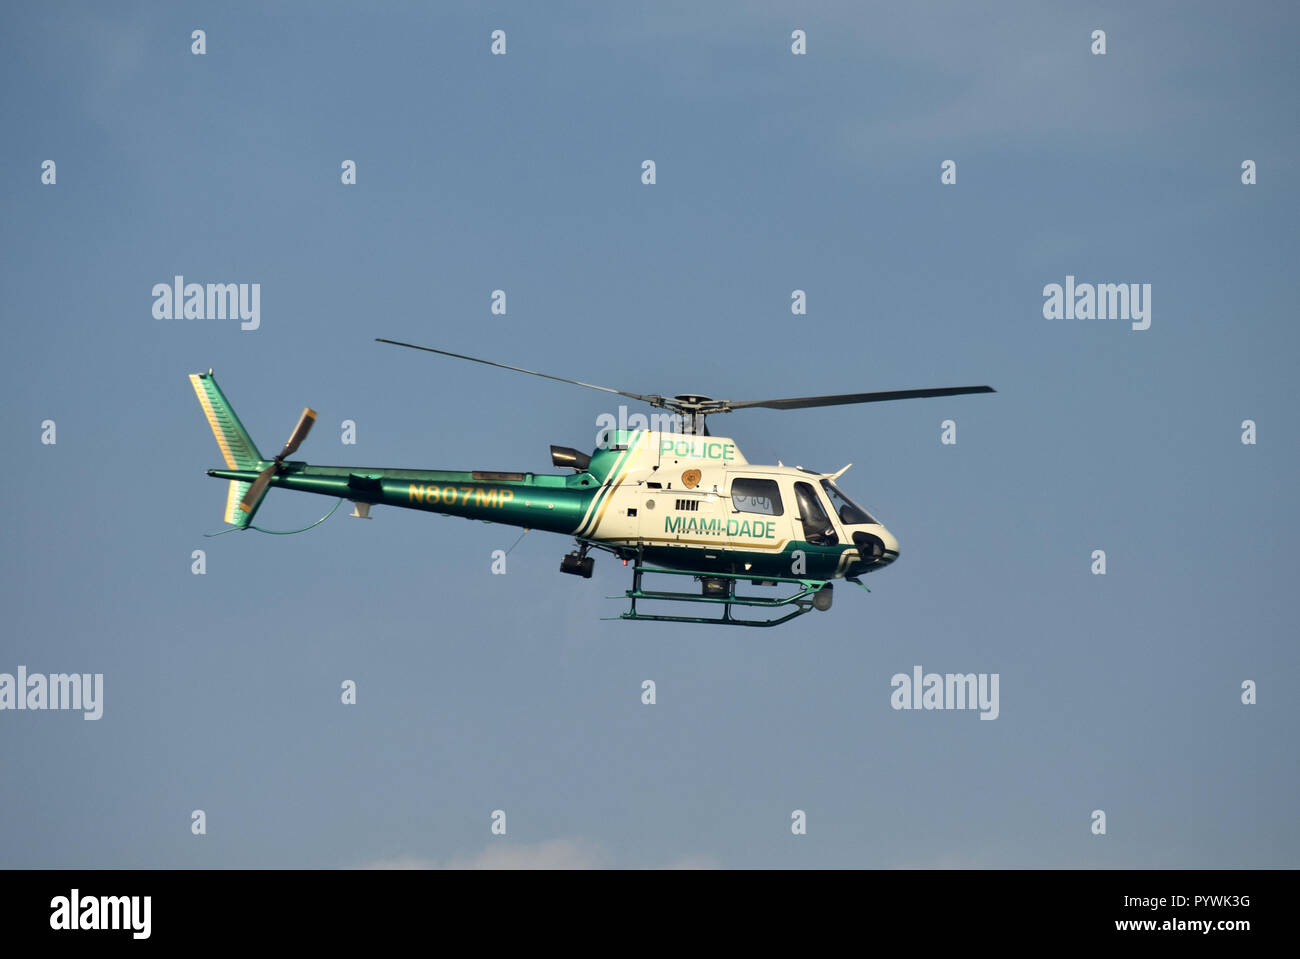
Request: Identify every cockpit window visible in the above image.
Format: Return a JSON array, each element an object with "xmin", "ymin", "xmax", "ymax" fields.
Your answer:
[{"xmin": 821, "ymin": 479, "xmax": 877, "ymax": 526}]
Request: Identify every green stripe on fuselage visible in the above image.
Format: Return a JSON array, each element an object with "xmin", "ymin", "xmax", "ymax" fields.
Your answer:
[
  {"xmin": 207, "ymin": 464, "xmax": 598, "ymax": 535},
  {"xmin": 574, "ymin": 430, "xmax": 641, "ymax": 537},
  {"xmin": 635, "ymin": 541, "xmax": 850, "ymax": 581}
]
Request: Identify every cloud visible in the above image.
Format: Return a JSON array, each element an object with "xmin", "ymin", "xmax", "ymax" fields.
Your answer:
[
  {"xmin": 655, "ymin": 855, "xmax": 721, "ymax": 870},
  {"xmin": 447, "ymin": 839, "xmax": 604, "ymax": 870},
  {"xmin": 361, "ymin": 839, "xmax": 602, "ymax": 871},
  {"xmin": 890, "ymin": 856, "xmax": 983, "ymax": 869},
  {"xmin": 360, "ymin": 841, "xmax": 719, "ymax": 870},
  {"xmin": 363, "ymin": 855, "xmax": 441, "ymax": 870}
]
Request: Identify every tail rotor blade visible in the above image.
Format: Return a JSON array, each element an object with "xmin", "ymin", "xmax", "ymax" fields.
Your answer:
[
  {"xmin": 240, "ymin": 465, "xmax": 276, "ymax": 512},
  {"xmin": 278, "ymin": 408, "xmax": 316, "ymax": 459},
  {"xmin": 235, "ymin": 407, "xmax": 316, "ymax": 516}
]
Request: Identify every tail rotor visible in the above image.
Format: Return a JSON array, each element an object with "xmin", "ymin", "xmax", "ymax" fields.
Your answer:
[{"xmin": 240, "ymin": 408, "xmax": 316, "ymax": 513}]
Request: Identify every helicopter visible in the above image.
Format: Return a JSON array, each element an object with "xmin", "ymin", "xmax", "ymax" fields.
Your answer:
[{"xmin": 190, "ymin": 340, "xmax": 994, "ymax": 626}]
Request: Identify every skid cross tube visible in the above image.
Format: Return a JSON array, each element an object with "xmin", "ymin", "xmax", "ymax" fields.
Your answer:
[{"xmin": 606, "ymin": 549, "xmax": 832, "ymax": 627}]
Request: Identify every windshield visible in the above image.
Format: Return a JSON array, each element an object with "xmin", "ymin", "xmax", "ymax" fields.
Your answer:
[{"xmin": 821, "ymin": 479, "xmax": 877, "ymax": 526}]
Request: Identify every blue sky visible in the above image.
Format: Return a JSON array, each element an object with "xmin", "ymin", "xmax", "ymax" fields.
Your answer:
[{"xmin": 1, "ymin": 1, "xmax": 1296, "ymax": 868}]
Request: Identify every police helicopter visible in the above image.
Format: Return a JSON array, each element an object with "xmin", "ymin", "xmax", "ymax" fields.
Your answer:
[{"xmin": 190, "ymin": 340, "xmax": 993, "ymax": 626}]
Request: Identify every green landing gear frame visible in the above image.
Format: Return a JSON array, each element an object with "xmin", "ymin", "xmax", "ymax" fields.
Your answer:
[{"xmin": 606, "ymin": 551, "xmax": 836, "ymax": 627}]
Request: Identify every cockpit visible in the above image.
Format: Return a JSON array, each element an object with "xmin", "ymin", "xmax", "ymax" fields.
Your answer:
[
  {"xmin": 820, "ymin": 478, "xmax": 876, "ymax": 526},
  {"xmin": 726, "ymin": 467, "xmax": 898, "ymax": 571},
  {"xmin": 792, "ymin": 468, "xmax": 898, "ymax": 572}
]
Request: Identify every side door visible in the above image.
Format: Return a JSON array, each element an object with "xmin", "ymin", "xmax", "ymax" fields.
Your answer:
[{"xmin": 791, "ymin": 479, "xmax": 839, "ymax": 547}]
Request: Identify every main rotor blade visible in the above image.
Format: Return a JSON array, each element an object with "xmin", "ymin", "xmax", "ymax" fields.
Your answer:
[
  {"xmin": 727, "ymin": 385, "xmax": 995, "ymax": 411},
  {"xmin": 375, "ymin": 339, "xmax": 661, "ymax": 405},
  {"xmin": 278, "ymin": 407, "xmax": 316, "ymax": 459}
]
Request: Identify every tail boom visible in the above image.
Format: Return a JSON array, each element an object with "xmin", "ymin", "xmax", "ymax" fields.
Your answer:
[{"xmin": 206, "ymin": 465, "xmax": 594, "ymax": 535}]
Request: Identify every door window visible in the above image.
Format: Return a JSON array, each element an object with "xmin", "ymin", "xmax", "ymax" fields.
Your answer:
[
  {"xmin": 731, "ymin": 477, "xmax": 783, "ymax": 516},
  {"xmin": 794, "ymin": 482, "xmax": 838, "ymax": 545}
]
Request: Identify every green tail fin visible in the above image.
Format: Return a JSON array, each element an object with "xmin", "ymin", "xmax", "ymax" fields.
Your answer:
[{"xmin": 190, "ymin": 371, "xmax": 266, "ymax": 527}]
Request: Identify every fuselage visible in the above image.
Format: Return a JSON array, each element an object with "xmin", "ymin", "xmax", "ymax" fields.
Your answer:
[{"xmin": 207, "ymin": 429, "xmax": 900, "ymax": 582}]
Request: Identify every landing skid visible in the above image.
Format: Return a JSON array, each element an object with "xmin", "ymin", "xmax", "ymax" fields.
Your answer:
[{"xmin": 605, "ymin": 553, "xmax": 831, "ymax": 627}]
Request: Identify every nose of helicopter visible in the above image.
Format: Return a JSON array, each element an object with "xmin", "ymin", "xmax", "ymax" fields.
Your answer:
[{"xmin": 852, "ymin": 527, "xmax": 900, "ymax": 570}]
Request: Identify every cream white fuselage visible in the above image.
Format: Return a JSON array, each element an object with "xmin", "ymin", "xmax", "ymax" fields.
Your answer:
[{"xmin": 572, "ymin": 431, "xmax": 900, "ymax": 580}]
